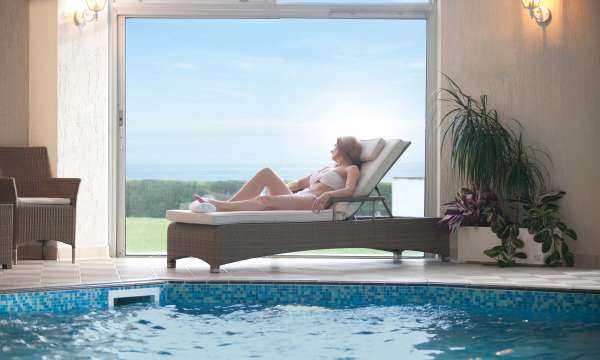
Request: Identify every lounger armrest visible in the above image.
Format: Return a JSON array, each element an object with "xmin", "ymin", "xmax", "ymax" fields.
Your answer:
[
  {"xmin": 0, "ymin": 177, "xmax": 17, "ymax": 204},
  {"xmin": 329, "ymin": 195, "xmax": 392, "ymax": 221},
  {"xmin": 37, "ymin": 178, "xmax": 81, "ymax": 207},
  {"xmin": 329, "ymin": 195, "xmax": 386, "ymax": 204}
]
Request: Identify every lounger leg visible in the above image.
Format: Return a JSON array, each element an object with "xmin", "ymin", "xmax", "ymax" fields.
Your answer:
[
  {"xmin": 210, "ymin": 265, "xmax": 221, "ymax": 273},
  {"xmin": 433, "ymin": 252, "xmax": 451, "ymax": 262},
  {"xmin": 42, "ymin": 240, "xmax": 47, "ymax": 261},
  {"xmin": 167, "ymin": 258, "xmax": 176, "ymax": 268},
  {"xmin": 72, "ymin": 246, "xmax": 76, "ymax": 264},
  {"xmin": 393, "ymin": 250, "xmax": 402, "ymax": 263}
]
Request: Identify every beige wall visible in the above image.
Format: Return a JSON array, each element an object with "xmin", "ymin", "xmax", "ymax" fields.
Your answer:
[
  {"xmin": 24, "ymin": 0, "xmax": 59, "ymax": 259},
  {"xmin": 29, "ymin": 0, "xmax": 58, "ymax": 176},
  {"xmin": 0, "ymin": 0, "xmax": 29, "ymax": 147},
  {"xmin": 439, "ymin": 0, "xmax": 600, "ymax": 266}
]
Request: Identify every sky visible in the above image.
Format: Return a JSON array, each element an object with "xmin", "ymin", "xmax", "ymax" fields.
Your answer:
[{"xmin": 125, "ymin": 18, "xmax": 426, "ymax": 181}]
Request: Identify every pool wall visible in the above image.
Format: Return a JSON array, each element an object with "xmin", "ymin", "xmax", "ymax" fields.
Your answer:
[{"xmin": 1, "ymin": 281, "xmax": 600, "ymax": 317}]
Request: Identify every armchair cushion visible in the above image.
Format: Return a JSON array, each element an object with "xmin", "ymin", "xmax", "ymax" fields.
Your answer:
[
  {"xmin": 17, "ymin": 197, "xmax": 71, "ymax": 206},
  {"xmin": 20, "ymin": 178, "xmax": 81, "ymax": 206}
]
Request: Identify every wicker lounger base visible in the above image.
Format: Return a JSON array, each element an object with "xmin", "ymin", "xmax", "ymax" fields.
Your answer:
[{"xmin": 167, "ymin": 217, "xmax": 449, "ymax": 272}]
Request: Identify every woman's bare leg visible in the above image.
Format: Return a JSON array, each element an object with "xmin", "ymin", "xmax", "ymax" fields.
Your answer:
[
  {"xmin": 209, "ymin": 197, "xmax": 267, "ymax": 211},
  {"xmin": 229, "ymin": 167, "xmax": 292, "ymax": 201},
  {"xmin": 209, "ymin": 194, "xmax": 315, "ymax": 212},
  {"xmin": 259, "ymin": 195, "xmax": 315, "ymax": 210}
]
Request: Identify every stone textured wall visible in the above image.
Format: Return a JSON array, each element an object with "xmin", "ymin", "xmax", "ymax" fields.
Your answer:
[
  {"xmin": 439, "ymin": 0, "xmax": 600, "ymax": 266},
  {"xmin": 56, "ymin": 0, "xmax": 110, "ymax": 256}
]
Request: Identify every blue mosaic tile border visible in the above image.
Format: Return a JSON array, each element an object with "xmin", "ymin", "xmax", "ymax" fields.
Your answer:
[
  {"xmin": 0, "ymin": 283, "xmax": 168, "ymax": 314},
  {"xmin": 1, "ymin": 281, "xmax": 599, "ymax": 317},
  {"xmin": 168, "ymin": 283, "xmax": 600, "ymax": 318}
]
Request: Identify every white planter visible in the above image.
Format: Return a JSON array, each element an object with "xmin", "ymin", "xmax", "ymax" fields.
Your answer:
[{"xmin": 457, "ymin": 226, "xmax": 545, "ymax": 265}]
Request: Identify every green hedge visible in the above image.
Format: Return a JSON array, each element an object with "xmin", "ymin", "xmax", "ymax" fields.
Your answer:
[
  {"xmin": 126, "ymin": 180, "xmax": 245, "ymax": 218},
  {"xmin": 127, "ymin": 179, "xmax": 391, "ymax": 218}
]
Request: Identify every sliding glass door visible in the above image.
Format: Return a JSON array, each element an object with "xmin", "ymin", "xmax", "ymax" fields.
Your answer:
[{"xmin": 122, "ymin": 17, "xmax": 427, "ymax": 255}]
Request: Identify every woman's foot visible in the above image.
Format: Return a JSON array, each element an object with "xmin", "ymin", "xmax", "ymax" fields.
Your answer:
[
  {"xmin": 189, "ymin": 200, "xmax": 217, "ymax": 213},
  {"xmin": 206, "ymin": 199, "xmax": 227, "ymax": 210}
]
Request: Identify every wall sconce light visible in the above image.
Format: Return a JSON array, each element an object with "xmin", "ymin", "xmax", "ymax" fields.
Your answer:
[
  {"xmin": 521, "ymin": 0, "xmax": 551, "ymax": 25},
  {"xmin": 74, "ymin": 0, "xmax": 107, "ymax": 26}
]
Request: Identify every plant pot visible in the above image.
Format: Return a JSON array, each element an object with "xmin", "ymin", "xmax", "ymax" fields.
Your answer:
[{"xmin": 457, "ymin": 226, "xmax": 546, "ymax": 265}]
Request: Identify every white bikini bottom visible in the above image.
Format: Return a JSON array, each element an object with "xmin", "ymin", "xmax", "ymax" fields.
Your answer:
[{"xmin": 295, "ymin": 188, "xmax": 318, "ymax": 198}]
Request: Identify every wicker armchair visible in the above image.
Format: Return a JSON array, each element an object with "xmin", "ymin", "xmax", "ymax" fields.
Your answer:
[
  {"xmin": 0, "ymin": 147, "xmax": 80, "ymax": 264},
  {"xmin": 0, "ymin": 178, "xmax": 15, "ymax": 268}
]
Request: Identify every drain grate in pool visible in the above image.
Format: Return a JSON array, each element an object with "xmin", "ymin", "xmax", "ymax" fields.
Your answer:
[{"xmin": 108, "ymin": 288, "xmax": 160, "ymax": 308}]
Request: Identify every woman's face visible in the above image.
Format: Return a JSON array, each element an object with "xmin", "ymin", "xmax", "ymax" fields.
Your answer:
[{"xmin": 330, "ymin": 143, "xmax": 340, "ymax": 161}]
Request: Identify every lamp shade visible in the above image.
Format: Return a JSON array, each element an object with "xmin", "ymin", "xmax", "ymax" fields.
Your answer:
[
  {"xmin": 521, "ymin": 0, "xmax": 541, "ymax": 8},
  {"xmin": 86, "ymin": 0, "xmax": 107, "ymax": 12}
]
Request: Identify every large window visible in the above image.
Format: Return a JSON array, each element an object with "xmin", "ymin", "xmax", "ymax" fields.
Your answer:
[{"xmin": 123, "ymin": 17, "xmax": 427, "ymax": 255}]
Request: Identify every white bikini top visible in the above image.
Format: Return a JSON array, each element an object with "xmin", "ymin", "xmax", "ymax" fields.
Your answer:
[{"xmin": 309, "ymin": 167, "xmax": 346, "ymax": 190}]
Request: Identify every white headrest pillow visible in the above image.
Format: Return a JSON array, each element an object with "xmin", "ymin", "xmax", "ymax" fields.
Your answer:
[
  {"xmin": 360, "ymin": 138, "xmax": 385, "ymax": 161},
  {"xmin": 335, "ymin": 138, "xmax": 411, "ymax": 220}
]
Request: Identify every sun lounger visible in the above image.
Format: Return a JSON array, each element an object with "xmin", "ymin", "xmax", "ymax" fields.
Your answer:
[{"xmin": 165, "ymin": 138, "xmax": 449, "ymax": 272}]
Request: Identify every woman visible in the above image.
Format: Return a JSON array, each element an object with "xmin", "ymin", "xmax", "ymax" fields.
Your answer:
[{"xmin": 193, "ymin": 136, "xmax": 362, "ymax": 213}]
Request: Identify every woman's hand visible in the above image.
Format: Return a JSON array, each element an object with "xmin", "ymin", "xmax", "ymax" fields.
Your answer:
[
  {"xmin": 289, "ymin": 175, "xmax": 309, "ymax": 193},
  {"xmin": 312, "ymin": 193, "xmax": 331, "ymax": 213}
]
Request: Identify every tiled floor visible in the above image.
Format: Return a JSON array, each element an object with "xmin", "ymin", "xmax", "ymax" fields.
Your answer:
[{"xmin": 2, "ymin": 257, "xmax": 600, "ymax": 292}]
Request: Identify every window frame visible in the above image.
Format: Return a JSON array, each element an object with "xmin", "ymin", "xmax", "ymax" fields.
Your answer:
[{"xmin": 109, "ymin": 0, "xmax": 439, "ymax": 258}]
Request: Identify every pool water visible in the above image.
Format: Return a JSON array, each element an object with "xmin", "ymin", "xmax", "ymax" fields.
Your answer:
[{"xmin": 1, "ymin": 302, "xmax": 600, "ymax": 359}]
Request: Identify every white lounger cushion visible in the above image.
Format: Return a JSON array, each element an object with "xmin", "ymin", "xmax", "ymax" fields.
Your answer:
[
  {"xmin": 17, "ymin": 197, "xmax": 71, "ymax": 205},
  {"xmin": 166, "ymin": 209, "xmax": 333, "ymax": 225}
]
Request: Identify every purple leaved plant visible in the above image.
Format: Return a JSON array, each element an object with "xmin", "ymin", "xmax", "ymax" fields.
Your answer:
[{"xmin": 440, "ymin": 188, "xmax": 499, "ymax": 233}]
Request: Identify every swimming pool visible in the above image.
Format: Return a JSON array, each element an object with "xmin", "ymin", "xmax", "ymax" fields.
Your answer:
[{"xmin": 1, "ymin": 281, "xmax": 600, "ymax": 359}]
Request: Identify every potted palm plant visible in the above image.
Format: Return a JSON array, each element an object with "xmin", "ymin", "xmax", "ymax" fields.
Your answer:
[{"xmin": 438, "ymin": 75, "xmax": 575, "ymax": 266}]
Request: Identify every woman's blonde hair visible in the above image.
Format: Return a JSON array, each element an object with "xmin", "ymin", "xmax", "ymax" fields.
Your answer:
[{"xmin": 336, "ymin": 136, "xmax": 362, "ymax": 166}]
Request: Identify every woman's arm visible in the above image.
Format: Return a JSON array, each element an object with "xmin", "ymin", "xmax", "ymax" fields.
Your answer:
[
  {"xmin": 312, "ymin": 166, "xmax": 360, "ymax": 211},
  {"xmin": 287, "ymin": 175, "xmax": 310, "ymax": 192}
]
